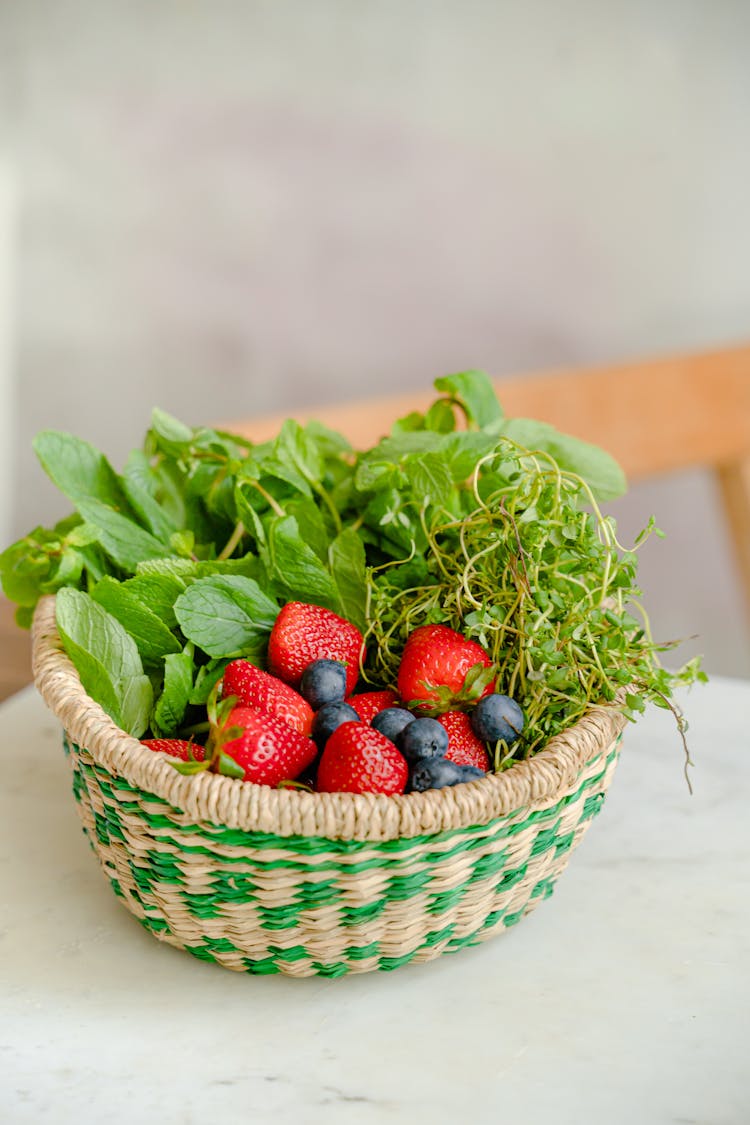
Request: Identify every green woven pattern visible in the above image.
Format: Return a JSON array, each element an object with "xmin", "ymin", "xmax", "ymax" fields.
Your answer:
[{"xmin": 64, "ymin": 733, "xmax": 621, "ymax": 976}]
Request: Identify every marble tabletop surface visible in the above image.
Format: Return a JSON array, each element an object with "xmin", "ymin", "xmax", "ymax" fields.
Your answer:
[{"xmin": 1, "ymin": 676, "xmax": 747, "ymax": 1124}]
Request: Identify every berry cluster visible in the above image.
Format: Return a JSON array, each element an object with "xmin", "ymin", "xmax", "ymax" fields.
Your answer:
[{"xmin": 142, "ymin": 602, "xmax": 524, "ymax": 796}]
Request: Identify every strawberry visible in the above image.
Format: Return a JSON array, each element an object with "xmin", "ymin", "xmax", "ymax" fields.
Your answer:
[
  {"xmin": 222, "ymin": 659, "xmax": 314, "ymax": 735},
  {"xmin": 141, "ymin": 738, "xmax": 205, "ymax": 763},
  {"xmin": 267, "ymin": 602, "xmax": 365, "ymax": 695},
  {"xmin": 437, "ymin": 711, "xmax": 490, "ymax": 772},
  {"xmin": 316, "ymin": 722, "xmax": 409, "ymax": 795},
  {"xmin": 396, "ymin": 624, "xmax": 495, "ymax": 711},
  {"xmin": 219, "ymin": 705, "xmax": 318, "ymax": 787},
  {"xmin": 345, "ymin": 690, "xmax": 399, "ymax": 724}
]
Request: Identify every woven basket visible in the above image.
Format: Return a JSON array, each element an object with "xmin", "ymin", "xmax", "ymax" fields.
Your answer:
[{"xmin": 32, "ymin": 595, "xmax": 627, "ymax": 977}]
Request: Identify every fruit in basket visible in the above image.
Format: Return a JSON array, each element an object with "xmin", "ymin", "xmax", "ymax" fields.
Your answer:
[
  {"xmin": 311, "ymin": 700, "xmax": 361, "ymax": 750},
  {"xmin": 300, "ymin": 658, "xmax": 348, "ymax": 710},
  {"xmin": 370, "ymin": 705, "xmax": 415, "ymax": 742},
  {"xmin": 218, "ymin": 705, "xmax": 318, "ymax": 786},
  {"xmin": 267, "ymin": 602, "xmax": 365, "ymax": 694},
  {"xmin": 222, "ymin": 659, "xmax": 314, "ymax": 735},
  {"xmin": 471, "ymin": 694, "xmax": 525, "ymax": 744},
  {"xmin": 409, "ymin": 757, "xmax": 485, "ymax": 792},
  {"xmin": 397, "ymin": 624, "xmax": 496, "ymax": 711},
  {"xmin": 141, "ymin": 738, "xmax": 205, "ymax": 763},
  {"xmin": 438, "ymin": 711, "xmax": 491, "ymax": 771},
  {"xmin": 397, "ymin": 716, "xmax": 450, "ymax": 763},
  {"xmin": 316, "ymin": 722, "xmax": 409, "ymax": 795},
  {"xmin": 345, "ymin": 690, "xmax": 399, "ymax": 724}
]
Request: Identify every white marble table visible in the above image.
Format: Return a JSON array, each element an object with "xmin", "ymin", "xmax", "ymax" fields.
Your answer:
[{"xmin": 1, "ymin": 677, "xmax": 747, "ymax": 1124}]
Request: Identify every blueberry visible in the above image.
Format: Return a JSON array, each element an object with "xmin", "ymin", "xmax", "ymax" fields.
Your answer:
[
  {"xmin": 397, "ymin": 717, "xmax": 449, "ymax": 763},
  {"xmin": 311, "ymin": 701, "xmax": 360, "ymax": 750},
  {"xmin": 300, "ymin": 659, "xmax": 348, "ymax": 710},
  {"xmin": 470, "ymin": 694, "xmax": 524, "ymax": 744},
  {"xmin": 371, "ymin": 707, "xmax": 415, "ymax": 743},
  {"xmin": 410, "ymin": 758, "xmax": 486, "ymax": 792}
]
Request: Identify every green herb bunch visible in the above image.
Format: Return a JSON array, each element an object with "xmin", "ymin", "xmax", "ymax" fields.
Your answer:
[{"xmin": 0, "ymin": 372, "xmax": 704, "ymax": 777}]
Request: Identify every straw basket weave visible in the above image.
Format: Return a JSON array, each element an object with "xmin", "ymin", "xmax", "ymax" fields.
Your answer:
[{"xmin": 32, "ymin": 595, "xmax": 627, "ymax": 977}]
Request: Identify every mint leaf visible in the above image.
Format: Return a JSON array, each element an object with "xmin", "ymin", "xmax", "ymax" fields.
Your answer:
[
  {"xmin": 135, "ymin": 555, "xmax": 262, "ymax": 582},
  {"xmin": 440, "ymin": 432, "xmax": 499, "ymax": 481},
  {"xmin": 55, "ymin": 588, "xmax": 153, "ymax": 737},
  {"xmin": 91, "ymin": 576, "xmax": 182, "ymax": 668},
  {"xmin": 119, "ymin": 573, "xmax": 187, "ymax": 629},
  {"xmin": 304, "ymin": 420, "xmax": 352, "ymax": 457},
  {"xmin": 264, "ymin": 515, "xmax": 339, "ymax": 608},
  {"xmin": 33, "ymin": 431, "xmax": 131, "ymax": 511},
  {"xmin": 152, "ymin": 647, "xmax": 194, "ymax": 736},
  {"xmin": 121, "ymin": 452, "xmax": 179, "ymax": 544},
  {"xmin": 355, "ymin": 432, "xmax": 442, "ymax": 492},
  {"xmin": 256, "ymin": 455, "xmax": 313, "ymax": 498},
  {"xmin": 424, "ymin": 398, "xmax": 457, "ymax": 433},
  {"xmin": 65, "ymin": 522, "xmax": 100, "ymax": 548},
  {"xmin": 329, "ymin": 528, "xmax": 367, "ymax": 630},
  {"xmin": 41, "ymin": 549, "xmax": 84, "ymax": 593},
  {"xmin": 174, "ymin": 575, "xmax": 279, "ymax": 658},
  {"xmin": 76, "ymin": 498, "xmax": 169, "ymax": 571},
  {"xmin": 363, "ymin": 489, "xmax": 423, "ymax": 556},
  {"xmin": 190, "ymin": 658, "xmax": 233, "ymax": 705},
  {"xmin": 434, "ymin": 371, "xmax": 504, "ymax": 429},
  {"xmin": 499, "ymin": 418, "xmax": 627, "ymax": 501},
  {"xmin": 150, "ymin": 407, "xmax": 194, "ymax": 452},
  {"xmin": 136, "ymin": 557, "xmax": 197, "ymax": 580},
  {"xmin": 405, "ymin": 451, "xmax": 454, "ymax": 509},
  {"xmin": 354, "ymin": 458, "xmax": 401, "ymax": 493},
  {"xmin": 0, "ymin": 531, "xmax": 59, "ymax": 607},
  {"xmin": 0, "ymin": 517, "xmax": 96, "ymax": 614},
  {"xmin": 274, "ymin": 419, "xmax": 323, "ymax": 489},
  {"xmin": 286, "ymin": 498, "xmax": 330, "ymax": 563}
]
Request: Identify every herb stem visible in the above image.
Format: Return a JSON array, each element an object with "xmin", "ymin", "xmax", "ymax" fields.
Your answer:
[
  {"xmin": 217, "ymin": 521, "xmax": 246, "ymax": 561},
  {"xmin": 250, "ymin": 481, "xmax": 286, "ymax": 518}
]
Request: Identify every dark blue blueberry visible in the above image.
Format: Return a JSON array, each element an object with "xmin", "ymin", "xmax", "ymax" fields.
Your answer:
[
  {"xmin": 470, "ymin": 694, "xmax": 524, "ymax": 744},
  {"xmin": 300, "ymin": 659, "xmax": 348, "ymax": 710},
  {"xmin": 409, "ymin": 758, "xmax": 486, "ymax": 792},
  {"xmin": 311, "ymin": 701, "xmax": 360, "ymax": 750},
  {"xmin": 397, "ymin": 717, "xmax": 449, "ymax": 763},
  {"xmin": 371, "ymin": 707, "xmax": 416, "ymax": 744}
]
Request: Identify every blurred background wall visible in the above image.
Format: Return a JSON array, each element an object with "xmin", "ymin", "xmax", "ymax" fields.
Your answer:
[{"xmin": 0, "ymin": 0, "xmax": 748, "ymax": 676}]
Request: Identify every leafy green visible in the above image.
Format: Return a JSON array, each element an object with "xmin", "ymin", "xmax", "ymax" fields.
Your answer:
[
  {"xmin": 118, "ymin": 573, "xmax": 187, "ymax": 629},
  {"xmin": 121, "ymin": 451, "xmax": 180, "ymax": 544},
  {"xmin": 263, "ymin": 515, "xmax": 340, "ymax": 608},
  {"xmin": 434, "ymin": 371, "xmax": 504, "ymax": 428},
  {"xmin": 328, "ymin": 528, "xmax": 368, "ymax": 631},
  {"xmin": 55, "ymin": 588, "xmax": 153, "ymax": 737},
  {"xmin": 91, "ymin": 576, "xmax": 182, "ymax": 668},
  {"xmin": 498, "ymin": 418, "xmax": 627, "ymax": 502},
  {"xmin": 151, "ymin": 646, "xmax": 194, "ymax": 737},
  {"xmin": 75, "ymin": 498, "xmax": 168, "ymax": 570},
  {"xmin": 174, "ymin": 575, "xmax": 279, "ymax": 659},
  {"xmin": 33, "ymin": 432, "xmax": 131, "ymax": 511}
]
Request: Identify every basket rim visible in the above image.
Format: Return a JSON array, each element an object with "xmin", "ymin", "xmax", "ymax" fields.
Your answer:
[{"xmin": 31, "ymin": 595, "xmax": 626, "ymax": 842}]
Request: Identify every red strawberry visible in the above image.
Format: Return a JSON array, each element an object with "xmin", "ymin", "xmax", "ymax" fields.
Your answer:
[
  {"xmin": 316, "ymin": 722, "xmax": 408, "ymax": 796},
  {"xmin": 437, "ymin": 712, "xmax": 490, "ymax": 771},
  {"xmin": 267, "ymin": 602, "xmax": 365, "ymax": 695},
  {"xmin": 397, "ymin": 624, "xmax": 495, "ymax": 710},
  {"xmin": 220, "ymin": 705, "xmax": 317, "ymax": 786},
  {"xmin": 345, "ymin": 690, "xmax": 399, "ymax": 724},
  {"xmin": 222, "ymin": 659, "xmax": 314, "ymax": 736},
  {"xmin": 141, "ymin": 739, "xmax": 205, "ymax": 763}
]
